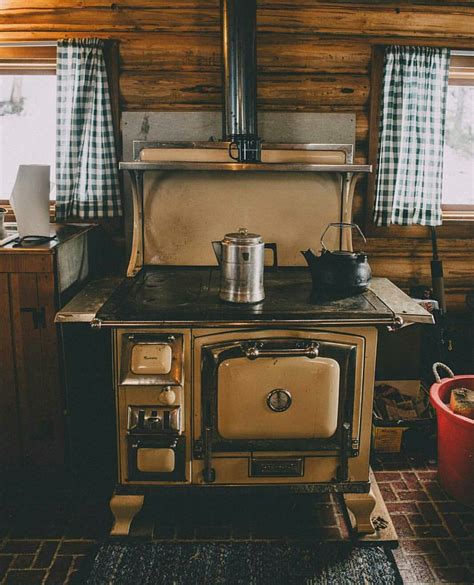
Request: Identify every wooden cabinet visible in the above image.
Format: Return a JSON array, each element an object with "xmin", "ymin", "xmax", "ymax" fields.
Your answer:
[
  {"xmin": 0, "ymin": 272, "xmax": 20, "ymax": 463},
  {"xmin": 0, "ymin": 225, "xmax": 96, "ymax": 468}
]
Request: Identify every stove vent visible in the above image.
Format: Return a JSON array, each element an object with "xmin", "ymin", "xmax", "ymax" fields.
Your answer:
[{"xmin": 221, "ymin": 0, "xmax": 258, "ymax": 142}]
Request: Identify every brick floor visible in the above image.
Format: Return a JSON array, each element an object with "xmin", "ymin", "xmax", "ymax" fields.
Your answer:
[
  {"xmin": 0, "ymin": 455, "xmax": 472, "ymax": 584},
  {"xmin": 372, "ymin": 453, "xmax": 474, "ymax": 584}
]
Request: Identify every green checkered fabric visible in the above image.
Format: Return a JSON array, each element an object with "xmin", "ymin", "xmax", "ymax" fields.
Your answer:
[
  {"xmin": 374, "ymin": 46, "xmax": 450, "ymax": 226},
  {"xmin": 56, "ymin": 39, "xmax": 122, "ymax": 220}
]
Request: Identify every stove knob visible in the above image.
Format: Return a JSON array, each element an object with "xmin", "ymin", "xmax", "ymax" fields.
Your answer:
[{"xmin": 160, "ymin": 386, "xmax": 176, "ymax": 405}]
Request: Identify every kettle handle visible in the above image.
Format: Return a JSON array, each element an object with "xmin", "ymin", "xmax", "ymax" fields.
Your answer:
[
  {"xmin": 264, "ymin": 242, "xmax": 278, "ymax": 268},
  {"xmin": 320, "ymin": 222, "xmax": 366, "ymax": 253}
]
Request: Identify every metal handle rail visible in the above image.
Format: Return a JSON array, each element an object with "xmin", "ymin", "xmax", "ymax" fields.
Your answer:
[
  {"xmin": 242, "ymin": 342, "xmax": 319, "ymax": 360},
  {"xmin": 203, "ymin": 426, "xmax": 216, "ymax": 483}
]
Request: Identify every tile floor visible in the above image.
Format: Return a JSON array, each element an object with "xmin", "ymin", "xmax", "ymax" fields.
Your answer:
[{"xmin": 0, "ymin": 454, "xmax": 472, "ymax": 584}]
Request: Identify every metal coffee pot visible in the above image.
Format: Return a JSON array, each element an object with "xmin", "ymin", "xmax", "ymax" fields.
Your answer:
[{"xmin": 212, "ymin": 228, "xmax": 277, "ymax": 303}]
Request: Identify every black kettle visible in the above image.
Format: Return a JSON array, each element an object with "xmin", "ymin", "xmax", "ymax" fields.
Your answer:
[{"xmin": 301, "ymin": 223, "xmax": 372, "ymax": 298}]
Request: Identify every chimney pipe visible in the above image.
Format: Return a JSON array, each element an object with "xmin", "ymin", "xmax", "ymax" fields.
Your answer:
[{"xmin": 221, "ymin": 0, "xmax": 258, "ymax": 141}]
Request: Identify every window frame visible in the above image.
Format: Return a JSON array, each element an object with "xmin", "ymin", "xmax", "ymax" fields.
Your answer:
[
  {"xmin": 0, "ymin": 44, "xmax": 56, "ymax": 211},
  {"xmin": 442, "ymin": 54, "xmax": 474, "ymax": 215},
  {"xmin": 366, "ymin": 45, "xmax": 474, "ymax": 239}
]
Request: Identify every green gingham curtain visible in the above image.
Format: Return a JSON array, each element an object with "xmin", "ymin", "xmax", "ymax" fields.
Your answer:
[
  {"xmin": 374, "ymin": 46, "xmax": 451, "ymax": 226},
  {"xmin": 56, "ymin": 39, "xmax": 122, "ymax": 220}
]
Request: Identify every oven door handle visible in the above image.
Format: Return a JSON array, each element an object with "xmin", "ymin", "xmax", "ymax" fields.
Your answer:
[{"xmin": 242, "ymin": 342, "xmax": 319, "ymax": 360}]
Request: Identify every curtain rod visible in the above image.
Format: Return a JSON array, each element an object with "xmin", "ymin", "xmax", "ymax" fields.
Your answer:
[
  {"xmin": 0, "ymin": 41, "xmax": 57, "ymax": 47},
  {"xmin": 452, "ymin": 50, "xmax": 474, "ymax": 56}
]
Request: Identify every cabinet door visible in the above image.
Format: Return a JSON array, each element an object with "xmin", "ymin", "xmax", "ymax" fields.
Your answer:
[
  {"xmin": 9, "ymin": 272, "xmax": 64, "ymax": 466},
  {"xmin": 0, "ymin": 273, "xmax": 21, "ymax": 463}
]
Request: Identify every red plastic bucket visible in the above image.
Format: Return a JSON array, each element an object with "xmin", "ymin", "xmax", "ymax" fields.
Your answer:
[{"xmin": 430, "ymin": 371, "xmax": 474, "ymax": 507}]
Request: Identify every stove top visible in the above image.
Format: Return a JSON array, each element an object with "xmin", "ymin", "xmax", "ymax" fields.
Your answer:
[{"xmin": 96, "ymin": 266, "xmax": 395, "ymax": 326}]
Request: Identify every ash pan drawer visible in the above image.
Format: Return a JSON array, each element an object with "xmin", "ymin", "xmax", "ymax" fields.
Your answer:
[
  {"xmin": 128, "ymin": 436, "xmax": 186, "ymax": 481},
  {"xmin": 137, "ymin": 448, "xmax": 175, "ymax": 473}
]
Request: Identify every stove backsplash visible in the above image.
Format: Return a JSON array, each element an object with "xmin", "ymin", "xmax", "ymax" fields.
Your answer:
[
  {"xmin": 122, "ymin": 112, "xmax": 357, "ymax": 267},
  {"xmin": 143, "ymin": 169, "xmax": 343, "ymax": 266}
]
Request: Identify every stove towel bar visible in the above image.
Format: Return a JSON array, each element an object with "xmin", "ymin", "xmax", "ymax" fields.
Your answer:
[{"xmin": 242, "ymin": 341, "xmax": 319, "ymax": 360}]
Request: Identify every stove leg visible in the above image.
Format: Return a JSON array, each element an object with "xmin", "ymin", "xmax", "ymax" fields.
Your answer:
[
  {"xmin": 343, "ymin": 489, "xmax": 376, "ymax": 535},
  {"xmin": 110, "ymin": 493, "xmax": 144, "ymax": 536}
]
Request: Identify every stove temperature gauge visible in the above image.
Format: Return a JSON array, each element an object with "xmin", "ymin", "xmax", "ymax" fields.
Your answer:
[{"xmin": 266, "ymin": 388, "xmax": 292, "ymax": 412}]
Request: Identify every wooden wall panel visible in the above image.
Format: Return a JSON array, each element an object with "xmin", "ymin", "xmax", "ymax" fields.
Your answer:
[
  {"xmin": 366, "ymin": 239, "xmax": 474, "ymax": 312},
  {"xmin": 0, "ymin": 0, "xmax": 473, "ymax": 311}
]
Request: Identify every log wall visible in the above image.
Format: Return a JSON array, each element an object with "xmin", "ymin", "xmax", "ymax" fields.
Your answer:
[{"xmin": 1, "ymin": 0, "xmax": 473, "ymax": 310}]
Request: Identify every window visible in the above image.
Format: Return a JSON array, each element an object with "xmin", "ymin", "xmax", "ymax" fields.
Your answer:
[
  {"xmin": 0, "ymin": 45, "xmax": 56, "ymax": 201},
  {"xmin": 442, "ymin": 54, "xmax": 474, "ymax": 215},
  {"xmin": 367, "ymin": 46, "xmax": 474, "ymax": 234}
]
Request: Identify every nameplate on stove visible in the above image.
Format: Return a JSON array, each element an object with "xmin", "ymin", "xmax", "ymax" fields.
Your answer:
[{"xmin": 250, "ymin": 458, "xmax": 304, "ymax": 477}]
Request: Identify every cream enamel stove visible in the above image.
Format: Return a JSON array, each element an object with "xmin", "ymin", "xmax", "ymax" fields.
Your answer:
[
  {"xmin": 55, "ymin": 0, "xmax": 433, "ymax": 540},
  {"xmin": 55, "ymin": 138, "xmax": 430, "ymax": 540}
]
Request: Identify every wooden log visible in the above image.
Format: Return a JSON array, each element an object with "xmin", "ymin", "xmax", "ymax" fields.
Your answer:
[
  {"xmin": 120, "ymin": 71, "xmax": 369, "ymax": 110},
  {"xmin": 1, "ymin": 4, "xmax": 474, "ymax": 40},
  {"xmin": 120, "ymin": 34, "xmax": 371, "ymax": 74},
  {"xmin": 2, "ymin": 0, "xmax": 473, "ymax": 10}
]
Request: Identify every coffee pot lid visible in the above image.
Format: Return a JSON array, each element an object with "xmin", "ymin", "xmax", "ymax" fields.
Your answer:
[{"xmin": 223, "ymin": 227, "xmax": 262, "ymax": 244}]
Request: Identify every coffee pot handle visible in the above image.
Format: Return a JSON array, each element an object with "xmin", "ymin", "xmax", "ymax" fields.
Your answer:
[
  {"xmin": 212, "ymin": 241, "xmax": 222, "ymax": 265},
  {"xmin": 264, "ymin": 242, "xmax": 278, "ymax": 268}
]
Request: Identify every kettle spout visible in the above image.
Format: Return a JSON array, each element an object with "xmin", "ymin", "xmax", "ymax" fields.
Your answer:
[
  {"xmin": 301, "ymin": 249, "xmax": 318, "ymax": 267},
  {"xmin": 212, "ymin": 241, "xmax": 222, "ymax": 265}
]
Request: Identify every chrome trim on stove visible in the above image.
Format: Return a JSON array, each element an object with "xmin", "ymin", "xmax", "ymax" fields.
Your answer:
[
  {"xmin": 243, "ymin": 341, "xmax": 319, "ymax": 360},
  {"xmin": 90, "ymin": 317, "xmax": 397, "ymax": 328}
]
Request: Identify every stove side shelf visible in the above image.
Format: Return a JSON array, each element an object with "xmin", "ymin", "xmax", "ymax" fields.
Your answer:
[
  {"xmin": 120, "ymin": 164, "xmax": 371, "ymax": 278},
  {"xmin": 369, "ymin": 278, "xmax": 434, "ymax": 326},
  {"xmin": 55, "ymin": 276, "xmax": 124, "ymax": 324}
]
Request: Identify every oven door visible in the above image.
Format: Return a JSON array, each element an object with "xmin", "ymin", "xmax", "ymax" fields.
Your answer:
[{"xmin": 200, "ymin": 337, "xmax": 356, "ymax": 454}]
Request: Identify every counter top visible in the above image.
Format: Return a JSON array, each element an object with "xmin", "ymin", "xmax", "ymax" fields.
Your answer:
[{"xmin": 0, "ymin": 224, "xmax": 96, "ymax": 254}]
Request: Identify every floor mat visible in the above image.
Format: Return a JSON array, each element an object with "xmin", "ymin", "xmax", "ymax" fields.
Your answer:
[{"xmin": 75, "ymin": 541, "xmax": 402, "ymax": 585}]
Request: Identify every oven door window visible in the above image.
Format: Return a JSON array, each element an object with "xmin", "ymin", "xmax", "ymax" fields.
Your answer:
[{"xmin": 217, "ymin": 356, "xmax": 339, "ymax": 439}]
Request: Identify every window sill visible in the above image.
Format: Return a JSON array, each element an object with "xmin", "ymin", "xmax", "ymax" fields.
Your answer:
[
  {"xmin": 365, "ymin": 218, "xmax": 474, "ymax": 239},
  {"xmin": 442, "ymin": 211, "xmax": 474, "ymax": 222},
  {"xmin": 0, "ymin": 200, "xmax": 55, "ymax": 222}
]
